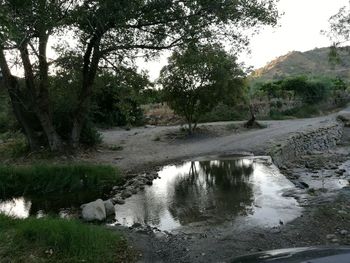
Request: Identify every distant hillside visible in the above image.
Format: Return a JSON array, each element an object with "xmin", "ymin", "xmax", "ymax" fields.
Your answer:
[{"xmin": 252, "ymin": 46, "xmax": 350, "ymax": 82}]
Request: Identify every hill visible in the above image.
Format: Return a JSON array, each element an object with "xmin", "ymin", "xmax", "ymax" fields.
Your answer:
[{"xmin": 252, "ymin": 46, "xmax": 350, "ymax": 82}]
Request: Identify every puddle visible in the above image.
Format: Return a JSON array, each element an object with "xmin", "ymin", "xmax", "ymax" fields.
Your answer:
[{"xmin": 114, "ymin": 157, "xmax": 302, "ymax": 231}]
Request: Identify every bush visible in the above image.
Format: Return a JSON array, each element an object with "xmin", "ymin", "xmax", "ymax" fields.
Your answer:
[
  {"xmin": 0, "ymin": 132, "xmax": 29, "ymax": 158},
  {"xmin": 200, "ymin": 103, "xmax": 249, "ymax": 122},
  {"xmin": 0, "ymin": 164, "xmax": 122, "ymax": 199},
  {"xmin": 268, "ymin": 104, "xmax": 320, "ymax": 120},
  {"xmin": 50, "ymin": 75, "xmax": 102, "ymax": 147},
  {"xmin": 0, "ymin": 215, "xmax": 133, "ymax": 262},
  {"xmin": 91, "ymin": 70, "xmax": 148, "ymax": 128}
]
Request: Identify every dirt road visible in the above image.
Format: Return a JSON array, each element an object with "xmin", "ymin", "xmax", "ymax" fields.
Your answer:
[{"xmin": 96, "ymin": 115, "xmax": 337, "ymax": 171}]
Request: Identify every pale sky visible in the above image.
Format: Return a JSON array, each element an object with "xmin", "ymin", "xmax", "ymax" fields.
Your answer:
[{"xmin": 141, "ymin": 0, "xmax": 350, "ymax": 81}]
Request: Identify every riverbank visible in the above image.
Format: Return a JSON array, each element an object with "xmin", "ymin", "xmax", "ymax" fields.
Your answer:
[
  {"xmin": 95, "ymin": 114, "xmax": 350, "ymax": 263},
  {"xmin": 0, "ymin": 111, "xmax": 349, "ymax": 263}
]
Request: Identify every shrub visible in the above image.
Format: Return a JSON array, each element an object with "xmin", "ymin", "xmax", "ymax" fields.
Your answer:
[
  {"xmin": 0, "ymin": 164, "xmax": 122, "ymax": 199},
  {"xmin": 200, "ymin": 103, "xmax": 249, "ymax": 122},
  {"xmin": 0, "ymin": 215, "xmax": 133, "ymax": 262}
]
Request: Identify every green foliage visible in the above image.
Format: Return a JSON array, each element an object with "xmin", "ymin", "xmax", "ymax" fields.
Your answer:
[
  {"xmin": 0, "ymin": 132, "xmax": 29, "ymax": 158},
  {"xmin": 92, "ymin": 69, "xmax": 149, "ymax": 127},
  {"xmin": 160, "ymin": 44, "xmax": 247, "ymax": 133},
  {"xmin": 139, "ymin": 89, "xmax": 164, "ymax": 105},
  {"xmin": 50, "ymin": 73, "xmax": 102, "ymax": 147},
  {"xmin": 268, "ymin": 104, "xmax": 321, "ymax": 120},
  {"xmin": 200, "ymin": 103, "xmax": 249, "ymax": 123},
  {"xmin": 79, "ymin": 122, "xmax": 102, "ymax": 147},
  {"xmin": 0, "ymin": 215, "xmax": 131, "ymax": 263},
  {"xmin": 0, "ymin": 164, "xmax": 122, "ymax": 199},
  {"xmin": 0, "ymin": 0, "xmax": 279, "ymax": 150},
  {"xmin": 255, "ymin": 75, "xmax": 347, "ymax": 105},
  {"xmin": 281, "ymin": 76, "xmax": 329, "ymax": 104}
]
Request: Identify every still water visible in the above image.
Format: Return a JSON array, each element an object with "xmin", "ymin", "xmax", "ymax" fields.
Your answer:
[
  {"xmin": 114, "ymin": 157, "xmax": 302, "ymax": 231},
  {"xmin": 0, "ymin": 191, "xmax": 103, "ymax": 219}
]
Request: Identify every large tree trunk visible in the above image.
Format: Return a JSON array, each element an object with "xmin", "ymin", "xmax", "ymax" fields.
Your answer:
[
  {"xmin": 0, "ymin": 48, "xmax": 42, "ymax": 151},
  {"xmin": 70, "ymin": 35, "xmax": 102, "ymax": 148},
  {"xmin": 19, "ymin": 41, "xmax": 64, "ymax": 152}
]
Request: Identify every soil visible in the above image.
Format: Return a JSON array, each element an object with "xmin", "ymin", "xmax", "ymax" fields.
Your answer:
[
  {"xmin": 111, "ymin": 127, "xmax": 350, "ymax": 263},
  {"xmin": 88, "ymin": 115, "xmax": 336, "ymax": 173},
  {"xmin": 88, "ymin": 111, "xmax": 350, "ymax": 263}
]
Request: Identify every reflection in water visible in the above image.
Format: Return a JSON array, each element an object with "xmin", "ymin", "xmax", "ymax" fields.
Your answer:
[
  {"xmin": 114, "ymin": 158, "xmax": 302, "ymax": 231},
  {"xmin": 0, "ymin": 191, "xmax": 104, "ymax": 219},
  {"xmin": 0, "ymin": 198, "xmax": 31, "ymax": 218}
]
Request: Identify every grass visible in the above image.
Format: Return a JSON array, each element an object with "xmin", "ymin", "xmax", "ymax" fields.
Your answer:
[
  {"xmin": 0, "ymin": 164, "xmax": 123, "ymax": 199},
  {"xmin": 0, "ymin": 215, "xmax": 133, "ymax": 263},
  {"xmin": 0, "ymin": 132, "xmax": 29, "ymax": 158}
]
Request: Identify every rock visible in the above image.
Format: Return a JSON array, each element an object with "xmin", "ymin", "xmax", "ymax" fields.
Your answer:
[
  {"xmin": 154, "ymin": 232, "xmax": 166, "ymax": 239},
  {"xmin": 331, "ymin": 238, "xmax": 339, "ymax": 243},
  {"xmin": 296, "ymin": 181, "xmax": 309, "ymax": 189},
  {"xmin": 81, "ymin": 199, "xmax": 106, "ymax": 221},
  {"xmin": 104, "ymin": 200, "xmax": 115, "ymax": 216},
  {"xmin": 146, "ymin": 180, "xmax": 153, "ymax": 186},
  {"xmin": 338, "ymin": 210, "xmax": 348, "ymax": 215},
  {"xmin": 115, "ymin": 198, "xmax": 125, "ymax": 205},
  {"xmin": 132, "ymin": 223, "xmax": 142, "ymax": 228},
  {"xmin": 337, "ymin": 111, "xmax": 350, "ymax": 122},
  {"xmin": 340, "ymin": 230, "xmax": 348, "ymax": 235},
  {"xmin": 121, "ymin": 190, "xmax": 132, "ymax": 199},
  {"xmin": 336, "ymin": 169, "xmax": 345, "ymax": 175},
  {"xmin": 326, "ymin": 234, "xmax": 336, "ymax": 240}
]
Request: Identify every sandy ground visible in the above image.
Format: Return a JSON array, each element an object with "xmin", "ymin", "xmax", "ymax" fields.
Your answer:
[{"xmin": 93, "ymin": 115, "xmax": 337, "ymax": 172}]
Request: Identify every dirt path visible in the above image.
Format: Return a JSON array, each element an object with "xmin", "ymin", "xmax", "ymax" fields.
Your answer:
[{"xmin": 93, "ymin": 115, "xmax": 337, "ymax": 171}]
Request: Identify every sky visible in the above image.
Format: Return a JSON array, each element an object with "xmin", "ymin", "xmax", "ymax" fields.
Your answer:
[{"xmin": 141, "ymin": 0, "xmax": 350, "ymax": 81}]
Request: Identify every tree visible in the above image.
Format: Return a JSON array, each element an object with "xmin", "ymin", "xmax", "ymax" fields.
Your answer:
[
  {"xmin": 0, "ymin": 0, "xmax": 279, "ymax": 151},
  {"xmin": 159, "ymin": 44, "xmax": 246, "ymax": 134}
]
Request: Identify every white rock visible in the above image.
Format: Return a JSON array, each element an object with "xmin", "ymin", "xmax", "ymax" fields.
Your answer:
[
  {"xmin": 104, "ymin": 199, "xmax": 115, "ymax": 216},
  {"xmin": 81, "ymin": 199, "xmax": 106, "ymax": 221},
  {"xmin": 337, "ymin": 111, "xmax": 350, "ymax": 122},
  {"xmin": 340, "ymin": 230, "xmax": 348, "ymax": 235},
  {"xmin": 326, "ymin": 234, "xmax": 336, "ymax": 240}
]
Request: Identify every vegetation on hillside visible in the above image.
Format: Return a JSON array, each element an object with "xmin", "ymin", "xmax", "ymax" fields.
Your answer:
[
  {"xmin": 250, "ymin": 75, "xmax": 349, "ymax": 119},
  {"xmin": 252, "ymin": 47, "xmax": 350, "ymax": 82}
]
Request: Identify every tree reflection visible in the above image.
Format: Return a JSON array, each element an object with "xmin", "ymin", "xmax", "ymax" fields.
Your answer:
[{"xmin": 168, "ymin": 159, "xmax": 254, "ymax": 225}]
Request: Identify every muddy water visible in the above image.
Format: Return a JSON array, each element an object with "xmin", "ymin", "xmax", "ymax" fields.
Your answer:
[{"xmin": 114, "ymin": 157, "xmax": 303, "ymax": 231}]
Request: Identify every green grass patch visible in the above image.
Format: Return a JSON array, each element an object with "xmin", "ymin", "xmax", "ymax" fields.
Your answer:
[
  {"xmin": 0, "ymin": 215, "xmax": 133, "ymax": 263},
  {"xmin": 0, "ymin": 164, "xmax": 122, "ymax": 200},
  {"xmin": 0, "ymin": 132, "xmax": 29, "ymax": 158}
]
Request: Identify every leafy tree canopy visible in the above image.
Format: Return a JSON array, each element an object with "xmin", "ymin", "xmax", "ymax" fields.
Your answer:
[
  {"xmin": 159, "ymin": 44, "xmax": 247, "ymax": 134},
  {"xmin": 0, "ymin": 0, "xmax": 279, "ymax": 151}
]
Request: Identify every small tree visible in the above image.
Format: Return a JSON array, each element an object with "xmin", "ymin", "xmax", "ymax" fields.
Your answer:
[{"xmin": 159, "ymin": 45, "xmax": 246, "ymax": 134}]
